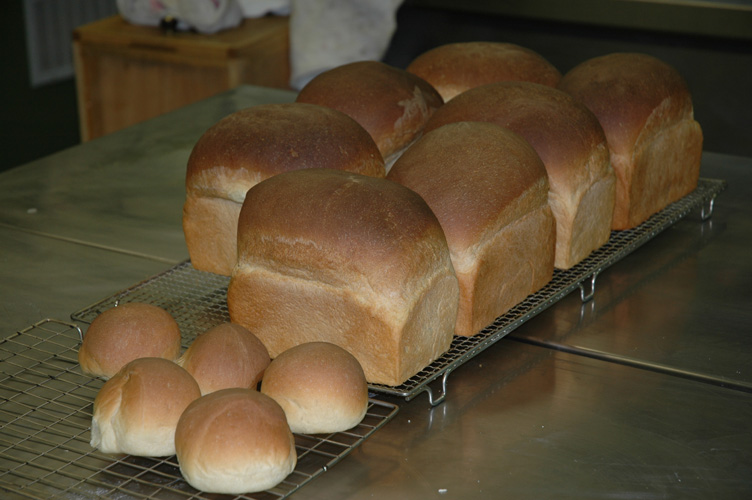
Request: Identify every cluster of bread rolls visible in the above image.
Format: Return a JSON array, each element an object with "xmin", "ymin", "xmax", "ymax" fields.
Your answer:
[
  {"xmin": 182, "ymin": 41, "xmax": 702, "ymax": 391},
  {"xmin": 79, "ymin": 303, "xmax": 369, "ymax": 494}
]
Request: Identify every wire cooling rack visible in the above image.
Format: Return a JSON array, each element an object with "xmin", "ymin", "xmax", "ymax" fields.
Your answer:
[
  {"xmin": 71, "ymin": 178, "xmax": 726, "ymax": 406},
  {"xmin": 0, "ymin": 320, "xmax": 398, "ymax": 500}
]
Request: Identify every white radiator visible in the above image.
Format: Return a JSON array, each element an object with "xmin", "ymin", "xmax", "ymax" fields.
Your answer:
[{"xmin": 23, "ymin": 0, "xmax": 118, "ymax": 87}]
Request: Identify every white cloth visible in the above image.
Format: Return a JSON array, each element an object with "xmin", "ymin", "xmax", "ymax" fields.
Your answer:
[
  {"xmin": 237, "ymin": 0, "xmax": 290, "ymax": 17},
  {"xmin": 116, "ymin": 0, "xmax": 178, "ymax": 27},
  {"xmin": 116, "ymin": 0, "xmax": 246, "ymax": 33},
  {"xmin": 117, "ymin": 0, "xmax": 404, "ymax": 88},
  {"xmin": 178, "ymin": 0, "xmax": 243, "ymax": 33},
  {"xmin": 288, "ymin": 0, "xmax": 404, "ymax": 90}
]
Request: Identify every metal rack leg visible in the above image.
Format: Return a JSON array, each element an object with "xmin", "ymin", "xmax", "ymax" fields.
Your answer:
[
  {"xmin": 409, "ymin": 368, "xmax": 452, "ymax": 406},
  {"xmin": 579, "ymin": 272, "xmax": 598, "ymax": 302},
  {"xmin": 700, "ymin": 195, "xmax": 717, "ymax": 221}
]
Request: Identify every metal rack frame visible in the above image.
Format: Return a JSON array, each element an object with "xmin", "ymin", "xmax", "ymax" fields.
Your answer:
[{"xmin": 71, "ymin": 178, "xmax": 726, "ymax": 407}]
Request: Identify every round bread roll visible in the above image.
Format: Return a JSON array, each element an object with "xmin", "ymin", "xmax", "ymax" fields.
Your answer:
[
  {"xmin": 78, "ymin": 302, "xmax": 182, "ymax": 379},
  {"xmin": 406, "ymin": 41, "xmax": 562, "ymax": 101},
  {"xmin": 261, "ymin": 342, "xmax": 369, "ymax": 434},
  {"xmin": 177, "ymin": 322, "xmax": 270, "ymax": 395},
  {"xmin": 175, "ymin": 388, "xmax": 297, "ymax": 494},
  {"xmin": 183, "ymin": 102, "xmax": 386, "ymax": 276},
  {"xmin": 295, "ymin": 60, "xmax": 443, "ymax": 169},
  {"xmin": 90, "ymin": 357, "xmax": 201, "ymax": 457}
]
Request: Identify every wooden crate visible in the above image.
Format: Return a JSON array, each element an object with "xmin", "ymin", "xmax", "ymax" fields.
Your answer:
[{"xmin": 73, "ymin": 15, "xmax": 290, "ymax": 141}]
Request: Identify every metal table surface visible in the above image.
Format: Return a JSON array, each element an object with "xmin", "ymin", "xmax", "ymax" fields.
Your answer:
[
  {"xmin": 508, "ymin": 156, "xmax": 752, "ymax": 390},
  {"xmin": 1, "ymin": 85, "xmax": 750, "ymax": 499},
  {"xmin": 0, "ymin": 85, "xmax": 294, "ymax": 267}
]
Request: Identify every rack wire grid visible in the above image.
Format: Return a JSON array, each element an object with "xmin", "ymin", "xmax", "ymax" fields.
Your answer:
[
  {"xmin": 0, "ymin": 319, "xmax": 398, "ymax": 500},
  {"xmin": 71, "ymin": 178, "xmax": 726, "ymax": 406}
]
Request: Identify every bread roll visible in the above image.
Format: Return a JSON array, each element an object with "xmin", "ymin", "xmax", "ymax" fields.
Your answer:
[
  {"xmin": 406, "ymin": 41, "xmax": 562, "ymax": 102},
  {"xmin": 177, "ymin": 322, "xmax": 270, "ymax": 395},
  {"xmin": 388, "ymin": 122, "xmax": 555, "ymax": 336},
  {"xmin": 227, "ymin": 168, "xmax": 460, "ymax": 386},
  {"xmin": 558, "ymin": 52, "xmax": 703, "ymax": 229},
  {"xmin": 295, "ymin": 60, "xmax": 444, "ymax": 169},
  {"xmin": 78, "ymin": 302, "xmax": 182, "ymax": 380},
  {"xmin": 260, "ymin": 342, "xmax": 369, "ymax": 434},
  {"xmin": 175, "ymin": 388, "xmax": 296, "ymax": 494},
  {"xmin": 90, "ymin": 357, "xmax": 201, "ymax": 457},
  {"xmin": 423, "ymin": 81, "xmax": 616, "ymax": 269},
  {"xmin": 183, "ymin": 102, "xmax": 386, "ymax": 276}
]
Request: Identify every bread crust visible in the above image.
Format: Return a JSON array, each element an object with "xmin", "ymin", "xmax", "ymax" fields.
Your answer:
[
  {"xmin": 260, "ymin": 342, "xmax": 369, "ymax": 434},
  {"xmin": 423, "ymin": 82, "xmax": 616, "ymax": 269},
  {"xmin": 177, "ymin": 322, "xmax": 270, "ymax": 395},
  {"xmin": 387, "ymin": 122, "xmax": 555, "ymax": 335},
  {"xmin": 78, "ymin": 302, "xmax": 182, "ymax": 380},
  {"xmin": 295, "ymin": 61, "xmax": 444, "ymax": 166},
  {"xmin": 558, "ymin": 53, "xmax": 702, "ymax": 229},
  {"xmin": 90, "ymin": 357, "xmax": 201, "ymax": 457},
  {"xmin": 227, "ymin": 169, "xmax": 459, "ymax": 386},
  {"xmin": 183, "ymin": 103, "xmax": 386, "ymax": 275},
  {"xmin": 407, "ymin": 41, "xmax": 562, "ymax": 101},
  {"xmin": 175, "ymin": 388, "xmax": 296, "ymax": 494}
]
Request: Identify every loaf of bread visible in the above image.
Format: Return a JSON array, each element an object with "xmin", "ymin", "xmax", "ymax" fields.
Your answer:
[
  {"xmin": 175, "ymin": 388, "xmax": 296, "ymax": 494},
  {"xmin": 177, "ymin": 322, "xmax": 270, "ymax": 395},
  {"xmin": 90, "ymin": 357, "xmax": 201, "ymax": 457},
  {"xmin": 423, "ymin": 81, "xmax": 616, "ymax": 269},
  {"xmin": 295, "ymin": 60, "xmax": 444, "ymax": 169},
  {"xmin": 388, "ymin": 121, "xmax": 555, "ymax": 336},
  {"xmin": 260, "ymin": 342, "xmax": 369, "ymax": 434},
  {"xmin": 406, "ymin": 41, "xmax": 562, "ymax": 102},
  {"xmin": 558, "ymin": 52, "xmax": 703, "ymax": 229},
  {"xmin": 227, "ymin": 168, "xmax": 460, "ymax": 386},
  {"xmin": 78, "ymin": 302, "xmax": 182, "ymax": 380},
  {"xmin": 183, "ymin": 102, "xmax": 386, "ymax": 276}
]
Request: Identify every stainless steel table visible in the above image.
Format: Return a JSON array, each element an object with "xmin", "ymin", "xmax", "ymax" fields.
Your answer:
[
  {"xmin": 509, "ymin": 155, "xmax": 752, "ymax": 389},
  {"xmin": 1, "ymin": 85, "xmax": 750, "ymax": 499}
]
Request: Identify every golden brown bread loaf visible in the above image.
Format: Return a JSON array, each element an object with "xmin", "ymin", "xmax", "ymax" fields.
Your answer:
[
  {"xmin": 388, "ymin": 122, "xmax": 556, "ymax": 336},
  {"xmin": 175, "ymin": 388, "xmax": 296, "ymax": 494},
  {"xmin": 183, "ymin": 102, "xmax": 385, "ymax": 276},
  {"xmin": 423, "ymin": 82, "xmax": 616, "ymax": 269},
  {"xmin": 260, "ymin": 342, "xmax": 369, "ymax": 434},
  {"xmin": 90, "ymin": 357, "xmax": 201, "ymax": 457},
  {"xmin": 227, "ymin": 168, "xmax": 460, "ymax": 386},
  {"xmin": 177, "ymin": 322, "xmax": 270, "ymax": 395},
  {"xmin": 558, "ymin": 52, "xmax": 703, "ymax": 229},
  {"xmin": 406, "ymin": 41, "xmax": 562, "ymax": 102},
  {"xmin": 78, "ymin": 302, "xmax": 182, "ymax": 380},
  {"xmin": 295, "ymin": 60, "xmax": 444, "ymax": 169}
]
